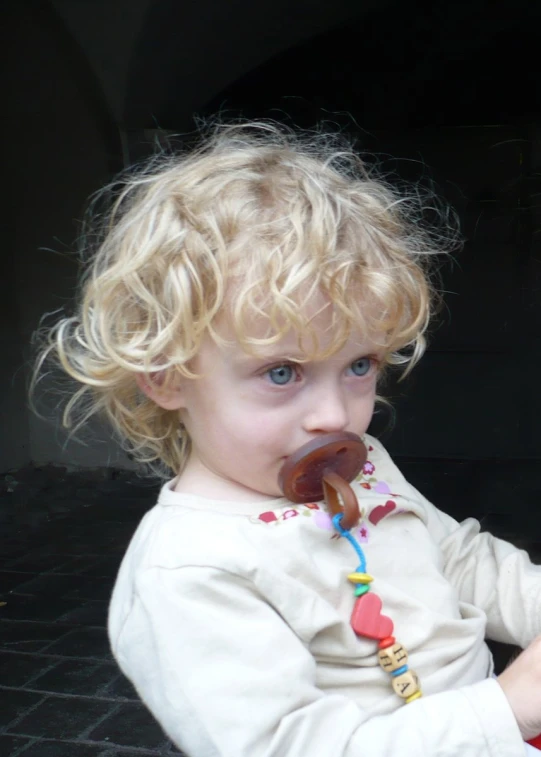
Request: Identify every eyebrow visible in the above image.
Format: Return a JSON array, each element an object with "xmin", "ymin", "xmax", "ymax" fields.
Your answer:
[
  {"xmin": 232, "ymin": 350, "xmax": 306, "ymax": 366},
  {"xmin": 232, "ymin": 345, "xmax": 384, "ymax": 368}
]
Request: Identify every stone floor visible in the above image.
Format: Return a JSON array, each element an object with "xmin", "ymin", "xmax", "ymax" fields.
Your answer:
[
  {"xmin": 1, "ymin": 459, "xmax": 539, "ymax": 755},
  {"xmin": 0, "ymin": 467, "xmax": 180, "ymax": 757}
]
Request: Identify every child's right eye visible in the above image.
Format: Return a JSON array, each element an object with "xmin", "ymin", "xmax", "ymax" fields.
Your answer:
[{"xmin": 265, "ymin": 364, "xmax": 298, "ymax": 385}]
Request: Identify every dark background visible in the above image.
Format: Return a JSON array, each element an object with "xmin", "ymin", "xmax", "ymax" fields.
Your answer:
[{"xmin": 3, "ymin": 0, "xmax": 541, "ymax": 540}]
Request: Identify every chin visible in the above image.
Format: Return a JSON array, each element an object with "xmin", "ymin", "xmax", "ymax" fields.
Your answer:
[
  {"xmin": 258, "ymin": 482, "xmax": 283, "ymax": 498},
  {"xmin": 232, "ymin": 475, "xmax": 280, "ymax": 501},
  {"xmin": 255, "ymin": 481, "xmax": 283, "ymax": 500}
]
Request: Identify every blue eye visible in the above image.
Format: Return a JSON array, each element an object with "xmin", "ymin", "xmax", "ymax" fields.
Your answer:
[
  {"xmin": 267, "ymin": 365, "xmax": 296, "ymax": 385},
  {"xmin": 350, "ymin": 357, "xmax": 372, "ymax": 376}
]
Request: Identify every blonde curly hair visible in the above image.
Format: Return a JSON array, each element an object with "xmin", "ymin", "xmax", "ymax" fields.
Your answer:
[{"xmin": 33, "ymin": 121, "xmax": 453, "ymax": 476}]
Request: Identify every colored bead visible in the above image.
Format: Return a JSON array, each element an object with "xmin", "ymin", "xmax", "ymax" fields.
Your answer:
[
  {"xmin": 391, "ymin": 669, "xmax": 420, "ymax": 699},
  {"xmin": 378, "ymin": 642, "xmax": 409, "ymax": 672},
  {"xmin": 354, "ymin": 584, "xmax": 370, "ymax": 596},
  {"xmin": 347, "ymin": 572, "xmax": 373, "ymax": 585},
  {"xmin": 335, "ymin": 513, "xmax": 424, "ymax": 709},
  {"xmin": 350, "ymin": 592, "xmax": 394, "ymax": 639},
  {"xmin": 405, "ymin": 690, "xmax": 423, "ymax": 704},
  {"xmin": 390, "ymin": 664, "xmax": 408, "ymax": 677}
]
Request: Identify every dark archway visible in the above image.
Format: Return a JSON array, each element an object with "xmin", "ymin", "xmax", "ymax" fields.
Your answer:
[
  {"xmin": 201, "ymin": 0, "xmax": 540, "ymax": 130},
  {"xmin": 122, "ymin": 0, "xmax": 384, "ymax": 129}
]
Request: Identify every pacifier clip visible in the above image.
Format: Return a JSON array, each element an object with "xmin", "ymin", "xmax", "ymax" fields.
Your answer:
[
  {"xmin": 331, "ymin": 500, "xmax": 421, "ymax": 704},
  {"xmin": 279, "ymin": 433, "xmax": 422, "ymax": 706}
]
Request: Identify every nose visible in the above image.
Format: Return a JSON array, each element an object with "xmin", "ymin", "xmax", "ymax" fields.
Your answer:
[{"xmin": 302, "ymin": 387, "xmax": 349, "ymax": 434}]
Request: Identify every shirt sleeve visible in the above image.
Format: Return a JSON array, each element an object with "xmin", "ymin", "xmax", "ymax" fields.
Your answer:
[
  {"xmin": 435, "ymin": 512, "xmax": 541, "ymax": 648},
  {"xmin": 399, "ymin": 476, "xmax": 541, "ymax": 648},
  {"xmin": 112, "ymin": 564, "xmax": 525, "ymax": 757},
  {"xmin": 367, "ymin": 436, "xmax": 541, "ymax": 649}
]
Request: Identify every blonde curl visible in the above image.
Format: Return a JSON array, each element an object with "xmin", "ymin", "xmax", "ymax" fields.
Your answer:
[{"xmin": 32, "ymin": 120, "xmax": 459, "ymax": 476}]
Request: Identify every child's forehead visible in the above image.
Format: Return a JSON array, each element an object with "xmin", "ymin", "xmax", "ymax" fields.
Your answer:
[
  {"xmin": 216, "ymin": 293, "xmax": 332, "ymax": 340},
  {"xmin": 204, "ymin": 284, "xmax": 387, "ymax": 363},
  {"xmin": 211, "ymin": 307, "xmax": 380, "ymax": 360}
]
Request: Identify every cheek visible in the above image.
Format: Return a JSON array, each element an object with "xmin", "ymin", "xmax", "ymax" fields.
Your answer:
[
  {"xmin": 214, "ymin": 406, "xmax": 289, "ymax": 454},
  {"xmin": 204, "ymin": 402, "xmax": 269, "ymax": 439},
  {"xmin": 356, "ymin": 392, "xmax": 376, "ymax": 426}
]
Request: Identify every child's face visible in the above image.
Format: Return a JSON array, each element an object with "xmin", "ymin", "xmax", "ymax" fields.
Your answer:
[{"xmin": 170, "ymin": 307, "xmax": 382, "ymax": 502}]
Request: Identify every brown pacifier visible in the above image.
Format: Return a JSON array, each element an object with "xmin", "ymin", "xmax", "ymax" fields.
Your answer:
[{"xmin": 278, "ymin": 432, "xmax": 367, "ymax": 531}]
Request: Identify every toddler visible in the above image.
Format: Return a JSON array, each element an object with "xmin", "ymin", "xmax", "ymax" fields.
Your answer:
[{"xmin": 36, "ymin": 122, "xmax": 541, "ymax": 756}]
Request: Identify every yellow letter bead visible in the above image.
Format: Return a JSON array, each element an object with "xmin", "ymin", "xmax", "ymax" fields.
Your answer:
[
  {"xmin": 392, "ymin": 670, "xmax": 420, "ymax": 699},
  {"xmin": 378, "ymin": 643, "xmax": 409, "ymax": 672},
  {"xmin": 347, "ymin": 572, "xmax": 373, "ymax": 585}
]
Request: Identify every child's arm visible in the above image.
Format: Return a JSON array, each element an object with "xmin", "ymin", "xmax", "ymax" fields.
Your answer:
[
  {"xmin": 367, "ymin": 436, "xmax": 541, "ymax": 649},
  {"xmin": 498, "ymin": 637, "xmax": 541, "ymax": 741},
  {"xmin": 111, "ymin": 563, "xmax": 525, "ymax": 757},
  {"xmin": 399, "ymin": 471, "xmax": 541, "ymax": 741},
  {"xmin": 427, "ymin": 512, "xmax": 541, "ymax": 649}
]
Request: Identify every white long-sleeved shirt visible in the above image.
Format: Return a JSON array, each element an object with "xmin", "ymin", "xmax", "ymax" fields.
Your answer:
[{"xmin": 108, "ymin": 434, "xmax": 541, "ymax": 756}]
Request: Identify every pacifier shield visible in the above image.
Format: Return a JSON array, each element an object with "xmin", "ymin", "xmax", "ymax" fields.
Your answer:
[{"xmin": 278, "ymin": 432, "xmax": 367, "ymax": 504}]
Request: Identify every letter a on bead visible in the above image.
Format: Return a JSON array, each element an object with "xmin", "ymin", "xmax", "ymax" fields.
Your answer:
[
  {"xmin": 392, "ymin": 670, "xmax": 420, "ymax": 699},
  {"xmin": 350, "ymin": 592, "xmax": 394, "ymax": 640}
]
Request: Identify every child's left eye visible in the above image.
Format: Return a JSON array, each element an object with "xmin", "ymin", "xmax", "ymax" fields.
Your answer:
[
  {"xmin": 266, "ymin": 364, "xmax": 298, "ymax": 385},
  {"xmin": 349, "ymin": 357, "xmax": 373, "ymax": 376}
]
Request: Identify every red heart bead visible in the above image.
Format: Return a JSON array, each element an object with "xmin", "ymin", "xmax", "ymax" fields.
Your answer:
[
  {"xmin": 351, "ymin": 592, "xmax": 394, "ymax": 639},
  {"xmin": 368, "ymin": 500, "xmax": 396, "ymax": 525}
]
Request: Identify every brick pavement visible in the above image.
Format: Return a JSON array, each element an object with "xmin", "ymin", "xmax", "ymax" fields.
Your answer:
[{"xmin": 0, "ymin": 469, "xmax": 183, "ymax": 757}]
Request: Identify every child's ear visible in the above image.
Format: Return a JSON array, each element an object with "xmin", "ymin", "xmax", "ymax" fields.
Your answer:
[{"xmin": 135, "ymin": 373, "xmax": 185, "ymax": 411}]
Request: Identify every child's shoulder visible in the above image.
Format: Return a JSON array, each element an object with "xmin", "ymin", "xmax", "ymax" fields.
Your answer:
[
  {"xmin": 362, "ymin": 433, "xmax": 408, "ymax": 482},
  {"xmin": 360, "ymin": 434, "xmax": 438, "ymax": 522},
  {"xmin": 124, "ymin": 485, "xmax": 270, "ymax": 576}
]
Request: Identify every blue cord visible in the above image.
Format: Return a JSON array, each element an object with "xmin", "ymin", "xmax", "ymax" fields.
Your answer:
[{"xmin": 332, "ymin": 513, "xmax": 367, "ymax": 573}]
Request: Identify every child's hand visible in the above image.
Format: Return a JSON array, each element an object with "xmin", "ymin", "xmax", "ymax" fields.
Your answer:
[{"xmin": 498, "ymin": 636, "xmax": 541, "ymax": 740}]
